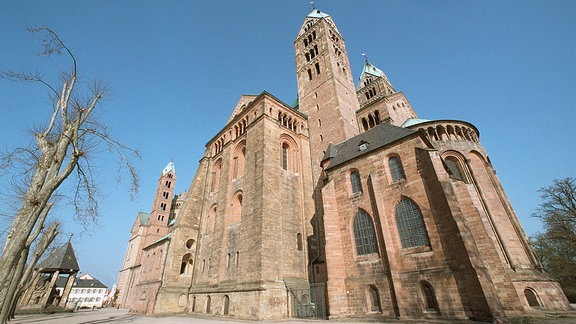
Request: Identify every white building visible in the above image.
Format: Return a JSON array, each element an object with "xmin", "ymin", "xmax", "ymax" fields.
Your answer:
[{"xmin": 57, "ymin": 273, "xmax": 108, "ymax": 309}]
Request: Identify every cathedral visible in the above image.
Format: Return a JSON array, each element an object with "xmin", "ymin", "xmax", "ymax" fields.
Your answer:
[{"xmin": 116, "ymin": 7, "xmax": 570, "ymax": 321}]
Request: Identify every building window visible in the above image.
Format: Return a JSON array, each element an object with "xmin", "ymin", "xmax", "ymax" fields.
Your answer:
[
  {"xmin": 444, "ymin": 156, "xmax": 464, "ymax": 181},
  {"xmin": 233, "ymin": 142, "xmax": 246, "ymax": 179},
  {"xmin": 230, "ymin": 191, "xmax": 243, "ymax": 224},
  {"xmin": 395, "ymin": 198, "xmax": 430, "ymax": 249},
  {"xmin": 211, "ymin": 159, "xmax": 222, "ymax": 192},
  {"xmin": 205, "ymin": 295, "xmax": 211, "ymax": 313},
  {"xmin": 315, "ymin": 62, "xmax": 321, "ymax": 75},
  {"xmin": 223, "ymin": 295, "xmax": 230, "ymax": 315},
  {"xmin": 388, "ymin": 156, "xmax": 406, "ymax": 181},
  {"xmin": 282, "ymin": 143, "xmax": 289, "ymax": 170},
  {"xmin": 350, "ymin": 170, "xmax": 362, "ymax": 194},
  {"xmin": 421, "ymin": 281, "xmax": 439, "ymax": 311},
  {"xmin": 369, "ymin": 285, "xmax": 382, "ymax": 312},
  {"xmin": 207, "ymin": 205, "xmax": 217, "ymax": 232},
  {"xmin": 525, "ymin": 288, "xmax": 541, "ymax": 307},
  {"xmin": 307, "ymin": 69, "xmax": 312, "ymax": 80},
  {"xmin": 180, "ymin": 253, "xmax": 193, "ymax": 275},
  {"xmin": 297, "ymin": 233, "xmax": 303, "ymax": 251},
  {"xmin": 353, "ymin": 210, "xmax": 378, "ymax": 255}
]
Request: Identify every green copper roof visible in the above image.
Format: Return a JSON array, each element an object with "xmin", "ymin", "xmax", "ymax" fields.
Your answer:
[
  {"xmin": 138, "ymin": 211, "xmax": 151, "ymax": 226},
  {"xmin": 162, "ymin": 161, "xmax": 175, "ymax": 175},
  {"xmin": 402, "ymin": 118, "xmax": 432, "ymax": 127},
  {"xmin": 307, "ymin": 9, "xmax": 330, "ymax": 19},
  {"xmin": 362, "ymin": 60, "xmax": 386, "ymax": 78}
]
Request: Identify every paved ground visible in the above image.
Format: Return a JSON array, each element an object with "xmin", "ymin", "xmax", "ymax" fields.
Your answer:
[{"xmin": 9, "ymin": 308, "xmax": 576, "ymax": 324}]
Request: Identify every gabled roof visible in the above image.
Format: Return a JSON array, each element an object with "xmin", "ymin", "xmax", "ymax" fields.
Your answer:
[
  {"xmin": 56, "ymin": 275, "xmax": 107, "ymax": 289},
  {"xmin": 37, "ymin": 241, "xmax": 80, "ymax": 273},
  {"xmin": 322, "ymin": 123, "xmax": 417, "ymax": 170},
  {"xmin": 227, "ymin": 95, "xmax": 258, "ymax": 123}
]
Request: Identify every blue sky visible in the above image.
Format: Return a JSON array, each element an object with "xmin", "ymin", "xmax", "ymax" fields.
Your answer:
[{"xmin": 0, "ymin": 1, "xmax": 574, "ymax": 287}]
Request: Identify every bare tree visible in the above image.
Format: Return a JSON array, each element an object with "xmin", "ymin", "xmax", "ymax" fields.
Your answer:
[
  {"xmin": 0, "ymin": 26, "xmax": 139, "ymax": 319},
  {"xmin": 531, "ymin": 177, "xmax": 576, "ymax": 302}
]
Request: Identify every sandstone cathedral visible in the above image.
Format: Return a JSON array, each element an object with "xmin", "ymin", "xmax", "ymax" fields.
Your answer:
[{"xmin": 116, "ymin": 7, "xmax": 570, "ymax": 322}]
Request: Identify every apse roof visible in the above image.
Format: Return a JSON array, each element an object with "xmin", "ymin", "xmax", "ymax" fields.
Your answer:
[
  {"xmin": 402, "ymin": 118, "xmax": 432, "ymax": 127},
  {"xmin": 37, "ymin": 241, "xmax": 80, "ymax": 273},
  {"xmin": 322, "ymin": 123, "xmax": 417, "ymax": 170}
]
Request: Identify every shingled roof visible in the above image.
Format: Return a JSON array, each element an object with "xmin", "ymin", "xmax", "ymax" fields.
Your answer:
[
  {"xmin": 37, "ymin": 241, "xmax": 80, "ymax": 273},
  {"xmin": 56, "ymin": 275, "xmax": 107, "ymax": 289},
  {"xmin": 322, "ymin": 123, "xmax": 417, "ymax": 170}
]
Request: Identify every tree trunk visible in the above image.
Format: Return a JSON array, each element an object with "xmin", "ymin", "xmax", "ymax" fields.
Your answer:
[{"xmin": 0, "ymin": 248, "xmax": 28, "ymax": 323}]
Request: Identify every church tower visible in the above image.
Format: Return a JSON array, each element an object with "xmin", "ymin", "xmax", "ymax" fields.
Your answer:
[
  {"xmin": 117, "ymin": 161, "xmax": 178, "ymax": 310},
  {"xmin": 143, "ymin": 162, "xmax": 176, "ymax": 246},
  {"xmin": 295, "ymin": 8, "xmax": 360, "ymax": 179},
  {"xmin": 356, "ymin": 59, "xmax": 418, "ymax": 131}
]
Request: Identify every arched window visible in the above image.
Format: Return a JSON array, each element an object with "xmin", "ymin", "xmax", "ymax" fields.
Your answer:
[
  {"xmin": 421, "ymin": 281, "xmax": 439, "ymax": 311},
  {"xmin": 280, "ymin": 137, "xmax": 298, "ymax": 172},
  {"xmin": 232, "ymin": 192, "xmax": 242, "ymax": 223},
  {"xmin": 180, "ymin": 253, "xmax": 193, "ymax": 275},
  {"xmin": 211, "ymin": 159, "xmax": 222, "ymax": 192},
  {"xmin": 282, "ymin": 143, "xmax": 289, "ymax": 170},
  {"xmin": 388, "ymin": 156, "xmax": 406, "ymax": 181},
  {"xmin": 524, "ymin": 288, "xmax": 541, "ymax": 307},
  {"xmin": 444, "ymin": 156, "xmax": 464, "ymax": 181},
  {"xmin": 395, "ymin": 198, "xmax": 430, "ymax": 249},
  {"xmin": 350, "ymin": 170, "xmax": 362, "ymax": 194},
  {"xmin": 223, "ymin": 295, "xmax": 230, "ymax": 315},
  {"xmin": 207, "ymin": 205, "xmax": 217, "ymax": 232},
  {"xmin": 353, "ymin": 210, "xmax": 378, "ymax": 255},
  {"xmin": 205, "ymin": 295, "xmax": 211, "ymax": 313},
  {"xmin": 232, "ymin": 143, "xmax": 246, "ymax": 179},
  {"xmin": 369, "ymin": 285, "xmax": 382, "ymax": 312}
]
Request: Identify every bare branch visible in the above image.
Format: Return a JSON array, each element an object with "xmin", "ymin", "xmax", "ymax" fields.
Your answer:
[
  {"xmin": 0, "ymin": 70, "xmax": 59, "ymax": 97},
  {"xmin": 27, "ymin": 26, "xmax": 77, "ymax": 77}
]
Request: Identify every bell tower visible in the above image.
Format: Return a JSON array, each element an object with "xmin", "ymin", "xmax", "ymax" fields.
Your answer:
[
  {"xmin": 295, "ymin": 8, "xmax": 360, "ymax": 180},
  {"xmin": 144, "ymin": 161, "xmax": 176, "ymax": 246}
]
